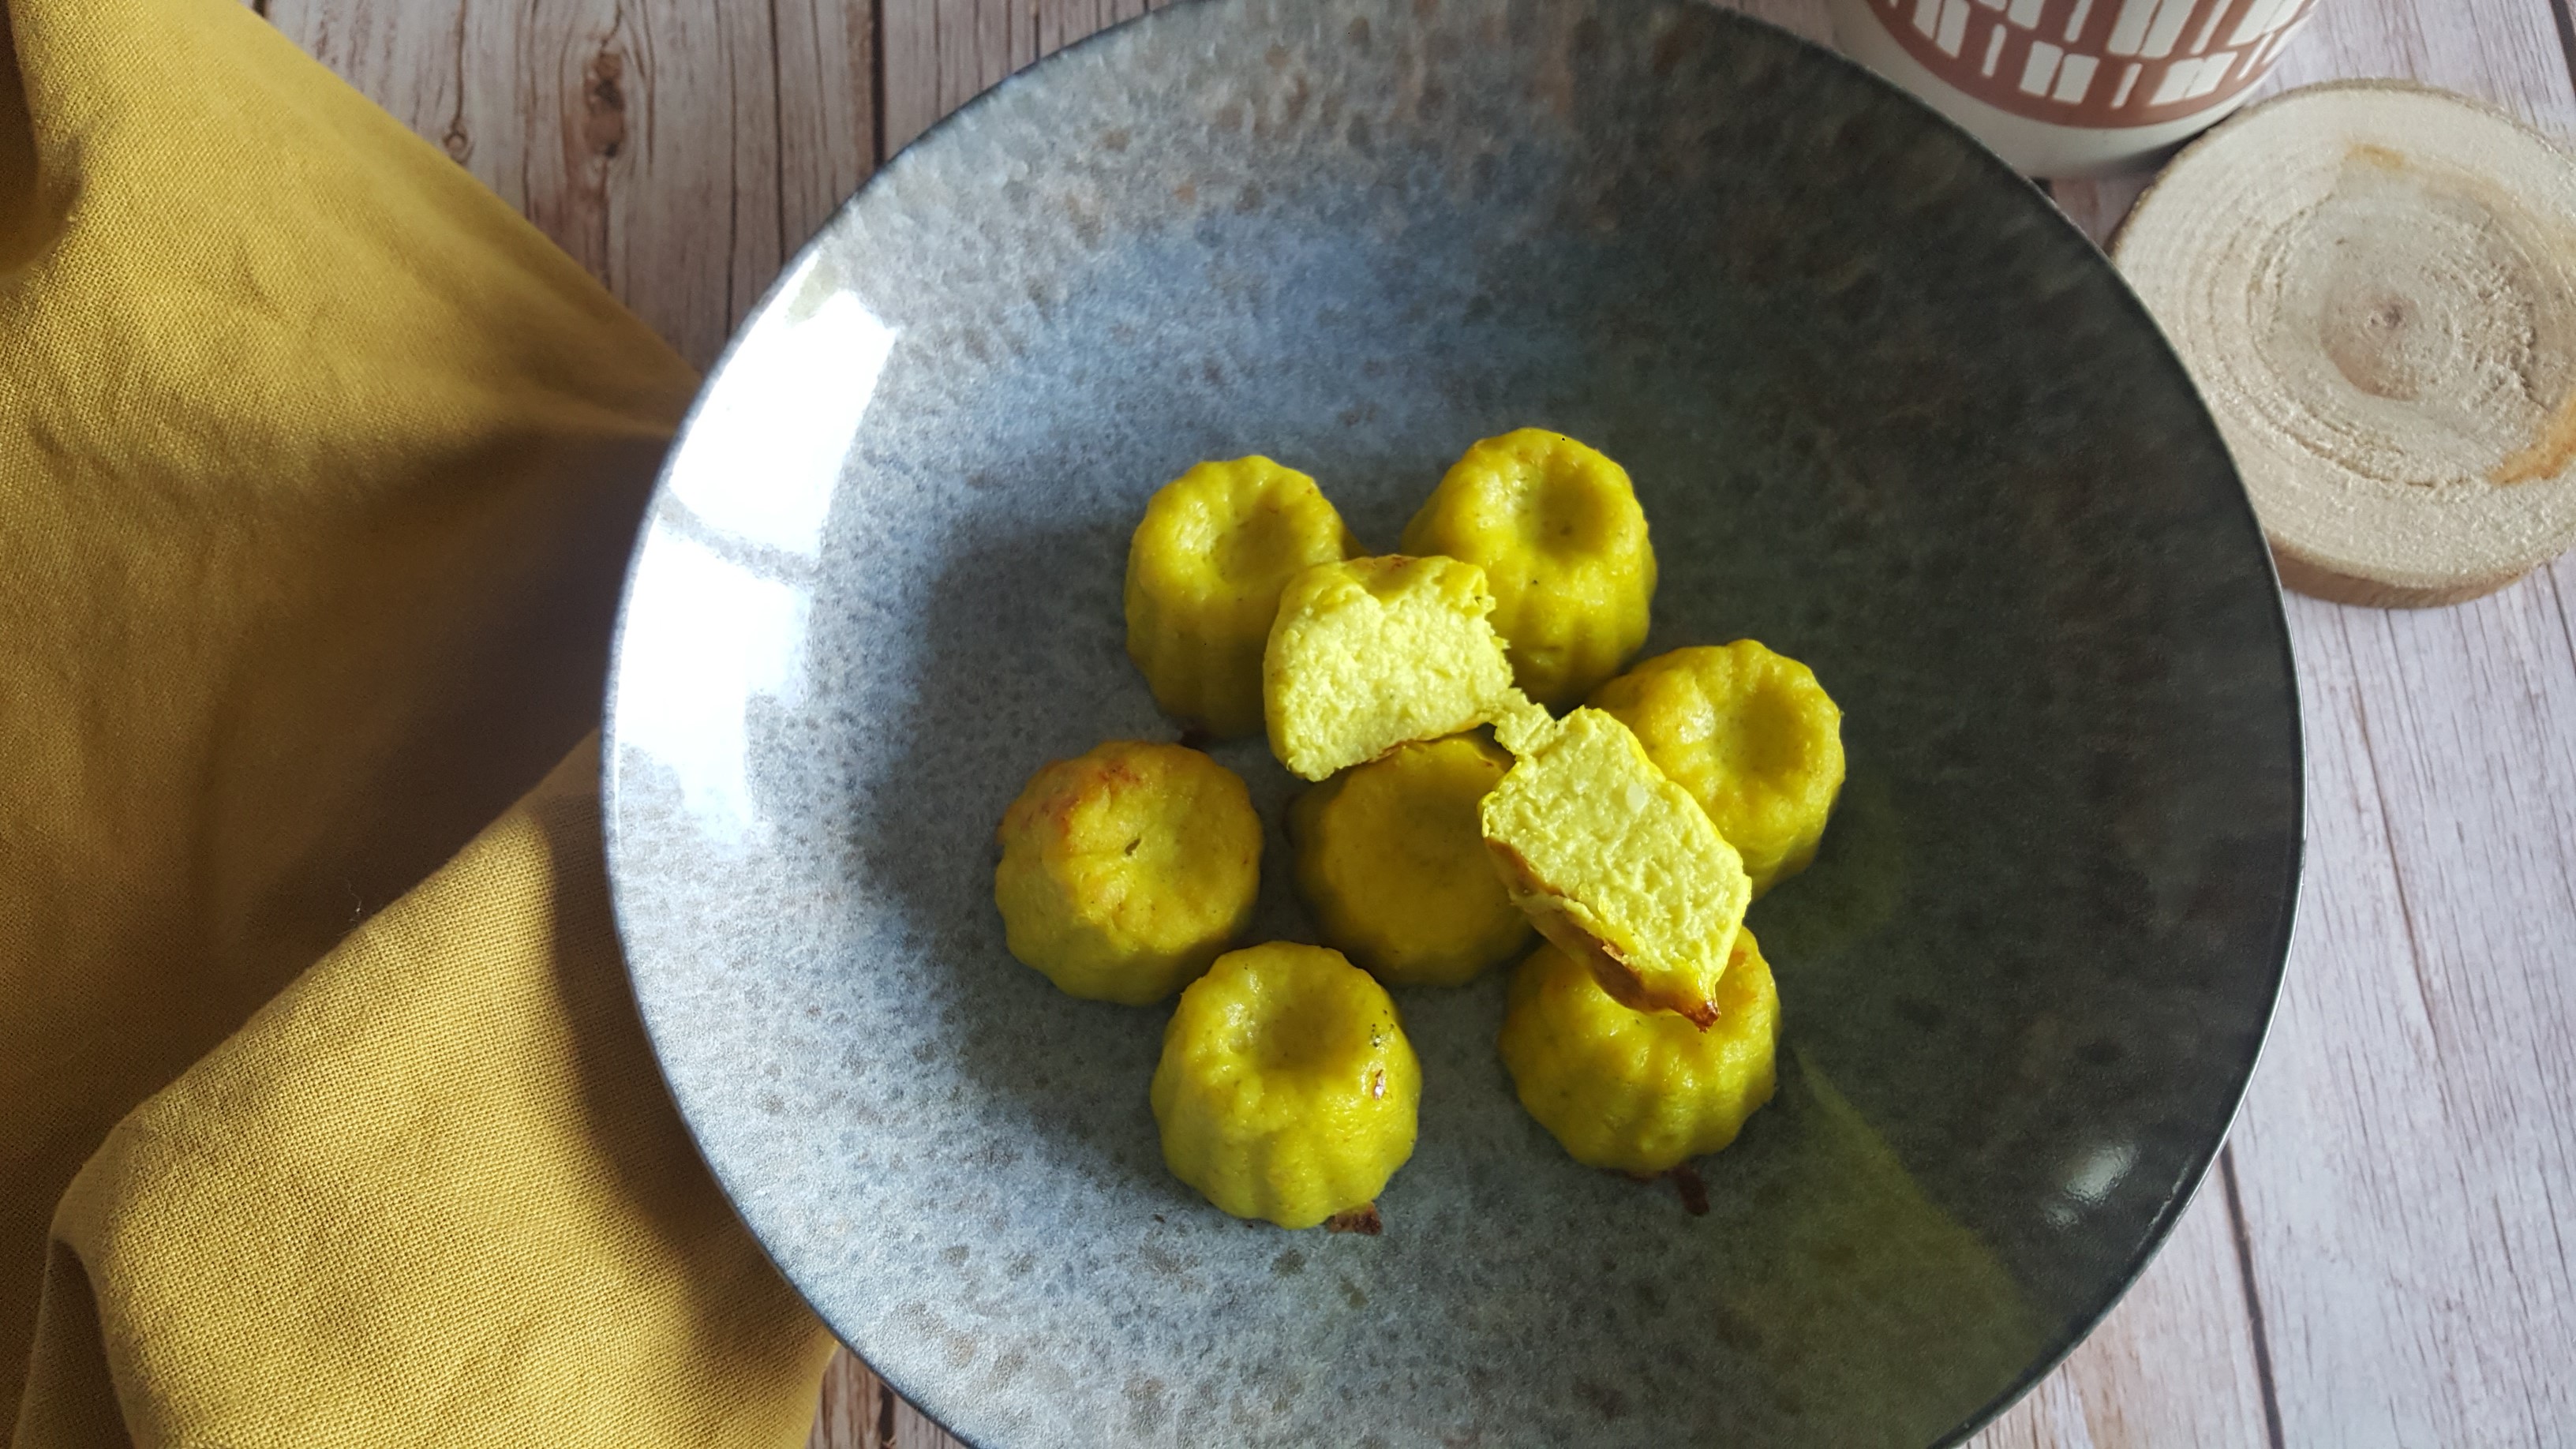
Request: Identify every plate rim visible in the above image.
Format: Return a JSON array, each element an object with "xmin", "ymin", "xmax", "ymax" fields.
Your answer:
[{"xmin": 597, "ymin": 2, "xmax": 2309, "ymax": 1443}]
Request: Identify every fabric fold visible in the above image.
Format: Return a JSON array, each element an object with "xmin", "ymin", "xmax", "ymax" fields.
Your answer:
[
  {"xmin": 19, "ymin": 743, "xmax": 833, "ymax": 1447},
  {"xmin": 1, "ymin": 0, "xmax": 831, "ymax": 1440}
]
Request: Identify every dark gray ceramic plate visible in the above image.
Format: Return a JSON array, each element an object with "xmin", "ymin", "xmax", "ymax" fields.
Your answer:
[{"xmin": 601, "ymin": 2, "xmax": 2302, "ymax": 1444}]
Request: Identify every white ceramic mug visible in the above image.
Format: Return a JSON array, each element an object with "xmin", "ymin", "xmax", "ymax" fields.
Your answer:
[{"xmin": 1828, "ymin": 0, "xmax": 2322, "ymax": 177}]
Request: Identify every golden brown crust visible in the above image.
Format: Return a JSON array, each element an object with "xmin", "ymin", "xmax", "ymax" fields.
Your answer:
[
  {"xmin": 1324, "ymin": 1204, "xmax": 1383, "ymax": 1235},
  {"xmin": 1668, "ymin": 1163, "xmax": 1712, "ymax": 1217},
  {"xmin": 1482, "ymin": 839, "xmax": 1720, "ymax": 1029}
]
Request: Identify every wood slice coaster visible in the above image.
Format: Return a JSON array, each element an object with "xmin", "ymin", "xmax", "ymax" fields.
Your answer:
[{"xmin": 2114, "ymin": 80, "xmax": 2576, "ymax": 607}]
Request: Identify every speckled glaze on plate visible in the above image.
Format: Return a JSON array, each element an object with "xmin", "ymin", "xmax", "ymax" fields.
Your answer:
[{"xmin": 600, "ymin": 3, "xmax": 2303, "ymax": 1445}]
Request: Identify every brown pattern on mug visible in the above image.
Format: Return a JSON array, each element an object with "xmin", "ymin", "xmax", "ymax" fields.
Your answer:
[{"xmin": 1868, "ymin": 0, "xmax": 2321, "ymax": 128}]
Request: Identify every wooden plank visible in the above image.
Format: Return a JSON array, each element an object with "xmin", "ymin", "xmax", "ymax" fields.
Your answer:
[
  {"xmin": 807, "ymin": 1350, "xmax": 890, "ymax": 1449},
  {"xmin": 2249, "ymin": 593, "xmax": 2576, "ymax": 1445},
  {"xmin": 263, "ymin": 0, "xmax": 464, "ymax": 144},
  {"xmin": 2047, "ymin": 175, "xmax": 2150, "ymax": 247},
  {"xmin": 2136, "ymin": 2, "xmax": 2576, "ymax": 1443},
  {"xmin": 2227, "ymin": 582, "xmax": 2576, "ymax": 1444},
  {"xmin": 880, "ymin": 0, "xmax": 1019, "ymax": 154},
  {"xmin": 2267, "ymin": 0, "xmax": 2576, "ymax": 132},
  {"xmin": 807, "ymin": 1348, "xmax": 972, "ymax": 1449},
  {"xmin": 883, "ymin": 0, "xmax": 1170, "ymax": 155},
  {"xmin": 268, "ymin": 0, "xmax": 791, "ymax": 372},
  {"xmin": 1037, "ymin": 0, "xmax": 1157, "ymax": 61},
  {"xmin": 774, "ymin": 0, "xmax": 882, "ymax": 265}
]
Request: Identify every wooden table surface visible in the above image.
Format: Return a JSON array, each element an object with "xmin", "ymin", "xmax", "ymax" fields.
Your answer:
[{"xmin": 256, "ymin": 0, "xmax": 2576, "ymax": 1442}]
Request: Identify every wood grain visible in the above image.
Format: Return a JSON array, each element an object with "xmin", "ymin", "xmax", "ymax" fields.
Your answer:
[
  {"xmin": 261, "ymin": 0, "xmax": 2576, "ymax": 1444},
  {"xmin": 2181, "ymin": 4, "xmax": 2576, "ymax": 1443},
  {"xmin": 2041, "ymin": 7, "xmax": 2576, "ymax": 1432},
  {"xmin": 807, "ymin": 1350, "xmax": 964, "ymax": 1449},
  {"xmin": 268, "ymin": 0, "xmax": 793, "ymax": 372},
  {"xmin": 774, "ymin": 0, "xmax": 882, "ymax": 271},
  {"xmin": 2235, "ymin": 587, "xmax": 2576, "ymax": 1446},
  {"xmin": 881, "ymin": 0, "xmax": 1164, "ymax": 152}
]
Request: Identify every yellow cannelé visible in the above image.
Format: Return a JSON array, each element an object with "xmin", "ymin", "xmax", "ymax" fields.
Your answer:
[
  {"xmin": 1497, "ymin": 929, "xmax": 1780, "ymax": 1174},
  {"xmin": 1289, "ymin": 736, "xmax": 1531, "ymax": 988},
  {"xmin": 1592, "ymin": 640, "xmax": 1845, "ymax": 897},
  {"xmin": 1151, "ymin": 942, "xmax": 1423, "ymax": 1229},
  {"xmin": 1400, "ymin": 429, "xmax": 1655, "ymax": 708},
  {"xmin": 1125, "ymin": 456, "xmax": 1357, "ymax": 738},
  {"xmin": 993, "ymin": 740, "xmax": 1260, "ymax": 1005}
]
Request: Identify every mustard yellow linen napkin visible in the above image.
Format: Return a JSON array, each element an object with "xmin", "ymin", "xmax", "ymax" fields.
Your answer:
[{"xmin": 2, "ymin": 0, "xmax": 832, "ymax": 1440}]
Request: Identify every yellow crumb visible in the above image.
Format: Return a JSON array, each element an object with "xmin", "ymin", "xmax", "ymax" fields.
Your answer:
[
  {"xmin": 1262, "ymin": 555, "xmax": 1520, "ymax": 781},
  {"xmin": 1479, "ymin": 707, "xmax": 1750, "ymax": 1026}
]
